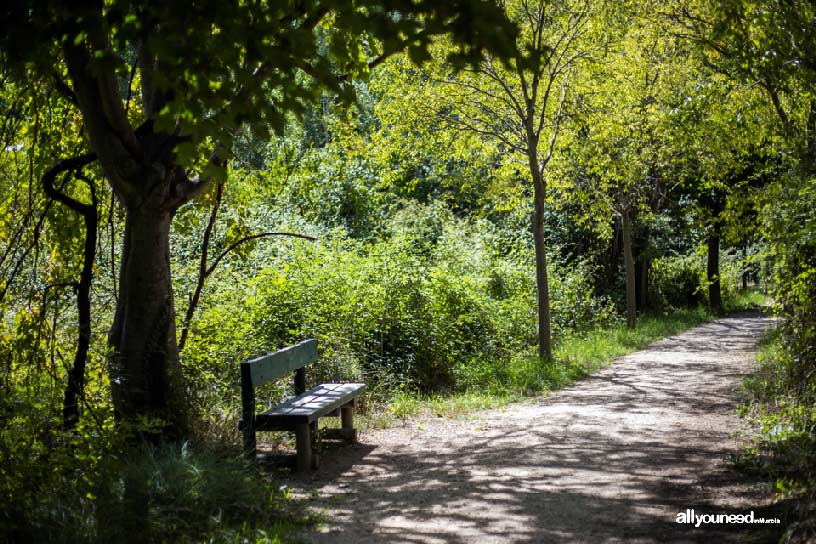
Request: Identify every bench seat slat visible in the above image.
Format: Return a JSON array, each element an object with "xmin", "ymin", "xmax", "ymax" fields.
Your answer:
[{"xmin": 255, "ymin": 382, "xmax": 365, "ymax": 428}]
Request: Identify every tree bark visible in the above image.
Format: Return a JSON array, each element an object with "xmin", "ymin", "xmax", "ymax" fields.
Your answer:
[
  {"xmin": 707, "ymin": 226, "xmax": 723, "ymax": 315},
  {"xmin": 108, "ymin": 205, "xmax": 188, "ymax": 439},
  {"xmin": 622, "ymin": 209, "xmax": 637, "ymax": 329},
  {"xmin": 530, "ymin": 161, "xmax": 552, "ymax": 360},
  {"xmin": 41, "ymin": 156, "xmax": 99, "ymax": 430},
  {"xmin": 62, "ymin": 198, "xmax": 97, "ymax": 429},
  {"xmin": 63, "ymin": 40, "xmax": 192, "ymax": 438}
]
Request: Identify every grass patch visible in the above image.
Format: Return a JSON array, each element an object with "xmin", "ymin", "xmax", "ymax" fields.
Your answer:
[
  {"xmin": 6, "ymin": 440, "xmax": 308, "ymax": 544},
  {"xmin": 387, "ymin": 390, "xmax": 513, "ymax": 420},
  {"xmin": 372, "ymin": 306, "xmax": 714, "ymax": 421},
  {"xmin": 725, "ymin": 288, "xmax": 769, "ymax": 313},
  {"xmin": 735, "ymin": 329, "xmax": 816, "ymax": 541},
  {"xmin": 556, "ymin": 306, "xmax": 713, "ymax": 373}
]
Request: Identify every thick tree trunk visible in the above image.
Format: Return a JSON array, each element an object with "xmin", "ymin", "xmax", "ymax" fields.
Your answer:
[
  {"xmin": 63, "ymin": 38, "xmax": 193, "ymax": 440},
  {"xmin": 707, "ymin": 226, "xmax": 723, "ymax": 315},
  {"xmin": 622, "ymin": 210, "xmax": 637, "ymax": 329},
  {"xmin": 108, "ymin": 206, "xmax": 188, "ymax": 439}
]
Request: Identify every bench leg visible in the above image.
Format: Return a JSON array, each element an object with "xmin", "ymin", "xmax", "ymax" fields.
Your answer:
[
  {"xmin": 295, "ymin": 423, "xmax": 311, "ymax": 472},
  {"xmin": 341, "ymin": 404, "xmax": 357, "ymax": 443},
  {"xmin": 242, "ymin": 423, "xmax": 256, "ymax": 460},
  {"xmin": 310, "ymin": 421, "xmax": 320, "ymax": 470}
]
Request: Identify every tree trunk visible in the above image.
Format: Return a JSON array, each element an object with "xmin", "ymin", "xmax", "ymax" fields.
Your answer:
[
  {"xmin": 530, "ymin": 166, "xmax": 552, "ymax": 360},
  {"xmin": 707, "ymin": 226, "xmax": 723, "ymax": 315},
  {"xmin": 40, "ymin": 155, "xmax": 100, "ymax": 430},
  {"xmin": 62, "ymin": 40, "xmax": 191, "ymax": 440},
  {"xmin": 622, "ymin": 209, "xmax": 637, "ymax": 329},
  {"xmin": 108, "ymin": 206, "xmax": 188, "ymax": 439},
  {"xmin": 62, "ymin": 205, "xmax": 97, "ymax": 429}
]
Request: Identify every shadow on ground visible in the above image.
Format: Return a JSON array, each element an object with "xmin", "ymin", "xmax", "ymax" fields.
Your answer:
[{"xmin": 273, "ymin": 315, "xmax": 785, "ymax": 543}]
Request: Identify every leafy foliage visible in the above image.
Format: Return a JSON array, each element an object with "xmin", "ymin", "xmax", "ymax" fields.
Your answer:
[{"xmin": 2, "ymin": 0, "xmax": 814, "ymax": 540}]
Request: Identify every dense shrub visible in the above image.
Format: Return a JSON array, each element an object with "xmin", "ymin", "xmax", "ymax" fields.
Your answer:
[
  {"xmin": 182, "ymin": 203, "xmax": 618, "ymax": 408},
  {"xmin": 735, "ymin": 174, "xmax": 816, "ymax": 541},
  {"xmin": 649, "ymin": 253, "xmax": 704, "ymax": 308},
  {"xmin": 764, "ymin": 174, "xmax": 816, "ymax": 391},
  {"xmin": 650, "ymin": 248, "xmax": 745, "ymax": 310}
]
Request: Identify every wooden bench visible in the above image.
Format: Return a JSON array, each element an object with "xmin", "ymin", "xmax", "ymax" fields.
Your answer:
[{"xmin": 239, "ymin": 339, "xmax": 365, "ymax": 471}]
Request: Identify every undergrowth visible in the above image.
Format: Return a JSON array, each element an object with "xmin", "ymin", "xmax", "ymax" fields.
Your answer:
[
  {"xmin": 736, "ymin": 327, "xmax": 816, "ymax": 542},
  {"xmin": 1, "ymin": 435, "xmax": 307, "ymax": 544},
  {"xmin": 368, "ymin": 306, "xmax": 714, "ymax": 422}
]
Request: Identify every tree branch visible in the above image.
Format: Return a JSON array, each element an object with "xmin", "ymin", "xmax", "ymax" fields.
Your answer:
[
  {"xmin": 41, "ymin": 153, "xmax": 98, "ymax": 215},
  {"xmin": 206, "ymin": 232, "xmax": 317, "ymax": 278},
  {"xmin": 179, "ymin": 180, "xmax": 223, "ymax": 351}
]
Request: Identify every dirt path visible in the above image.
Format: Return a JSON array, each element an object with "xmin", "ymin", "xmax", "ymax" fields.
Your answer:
[{"xmin": 287, "ymin": 315, "xmax": 782, "ymax": 543}]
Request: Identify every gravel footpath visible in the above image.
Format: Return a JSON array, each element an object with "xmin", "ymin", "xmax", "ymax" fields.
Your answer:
[{"xmin": 285, "ymin": 315, "xmax": 782, "ymax": 543}]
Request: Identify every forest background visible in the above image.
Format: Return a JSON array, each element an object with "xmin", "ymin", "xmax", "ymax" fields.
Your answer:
[{"xmin": 0, "ymin": 0, "xmax": 814, "ymax": 542}]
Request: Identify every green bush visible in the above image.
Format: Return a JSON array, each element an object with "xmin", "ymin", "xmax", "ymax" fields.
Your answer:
[
  {"xmin": 0, "ymin": 410, "xmax": 297, "ymax": 544},
  {"xmin": 649, "ymin": 253, "xmax": 704, "ymax": 308},
  {"xmin": 182, "ymin": 203, "xmax": 617, "ymax": 401},
  {"xmin": 739, "ymin": 330, "xmax": 816, "ymax": 539},
  {"xmin": 650, "ymin": 248, "xmax": 745, "ymax": 310}
]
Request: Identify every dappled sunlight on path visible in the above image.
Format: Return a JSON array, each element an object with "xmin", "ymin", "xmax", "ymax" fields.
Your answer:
[{"xmin": 287, "ymin": 315, "xmax": 782, "ymax": 543}]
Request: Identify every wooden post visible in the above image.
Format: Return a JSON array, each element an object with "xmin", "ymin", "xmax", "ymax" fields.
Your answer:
[
  {"xmin": 310, "ymin": 421, "xmax": 319, "ymax": 469},
  {"xmin": 295, "ymin": 423, "xmax": 311, "ymax": 472},
  {"xmin": 341, "ymin": 403, "xmax": 356, "ymax": 442},
  {"xmin": 294, "ymin": 367, "xmax": 306, "ymax": 395},
  {"xmin": 240, "ymin": 363, "xmax": 256, "ymax": 458}
]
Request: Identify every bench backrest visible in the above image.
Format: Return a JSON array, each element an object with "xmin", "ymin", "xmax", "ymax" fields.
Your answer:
[{"xmin": 241, "ymin": 339, "xmax": 318, "ymax": 389}]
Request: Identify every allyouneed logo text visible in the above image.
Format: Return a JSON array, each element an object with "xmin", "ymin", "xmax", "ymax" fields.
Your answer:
[{"xmin": 676, "ymin": 509, "xmax": 780, "ymax": 528}]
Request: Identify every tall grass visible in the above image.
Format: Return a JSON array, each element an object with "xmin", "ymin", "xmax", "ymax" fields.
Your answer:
[
  {"xmin": 372, "ymin": 306, "xmax": 714, "ymax": 421},
  {"xmin": 3, "ymin": 439, "xmax": 305, "ymax": 544},
  {"xmin": 736, "ymin": 328, "xmax": 816, "ymax": 541}
]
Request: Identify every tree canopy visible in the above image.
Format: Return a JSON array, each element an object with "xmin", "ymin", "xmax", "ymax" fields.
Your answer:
[{"xmin": 1, "ymin": 1, "xmax": 815, "ymax": 540}]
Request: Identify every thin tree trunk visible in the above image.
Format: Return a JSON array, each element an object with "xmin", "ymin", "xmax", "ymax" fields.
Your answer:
[
  {"xmin": 622, "ymin": 209, "xmax": 637, "ymax": 329},
  {"xmin": 108, "ymin": 206, "xmax": 188, "ymax": 439},
  {"xmin": 179, "ymin": 181, "xmax": 223, "ymax": 352},
  {"xmin": 41, "ymin": 156, "xmax": 99, "ymax": 430},
  {"xmin": 804, "ymin": 94, "xmax": 816, "ymax": 176},
  {"xmin": 608, "ymin": 221, "xmax": 622, "ymax": 290},
  {"xmin": 707, "ymin": 226, "xmax": 723, "ymax": 315},
  {"xmin": 530, "ymin": 164, "xmax": 552, "ymax": 360},
  {"xmin": 62, "ymin": 201, "xmax": 97, "ymax": 429}
]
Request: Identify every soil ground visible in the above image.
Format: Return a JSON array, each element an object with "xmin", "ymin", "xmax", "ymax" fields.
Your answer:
[{"xmin": 280, "ymin": 314, "xmax": 785, "ymax": 543}]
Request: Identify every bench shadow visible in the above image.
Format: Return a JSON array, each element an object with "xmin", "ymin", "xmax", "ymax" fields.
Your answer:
[{"xmin": 256, "ymin": 439, "xmax": 376, "ymax": 476}]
